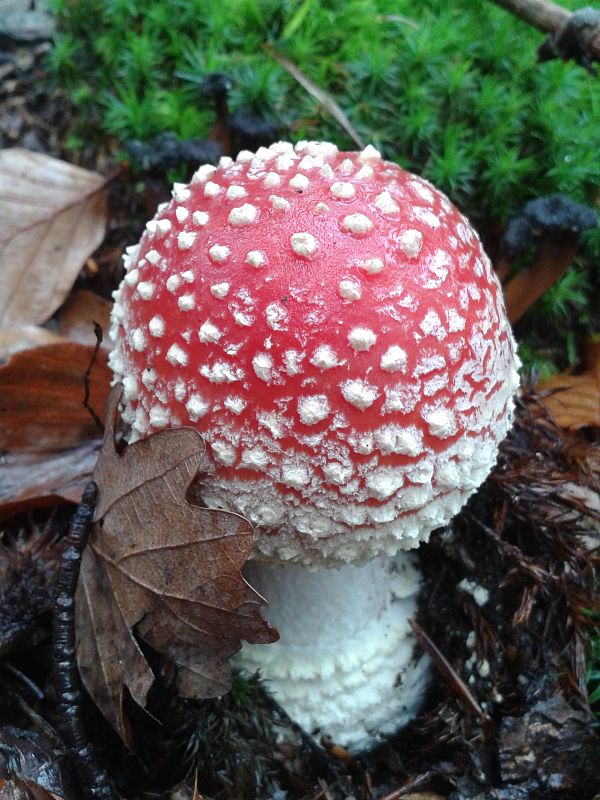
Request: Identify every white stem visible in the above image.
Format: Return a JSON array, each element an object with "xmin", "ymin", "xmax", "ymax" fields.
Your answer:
[{"xmin": 236, "ymin": 553, "xmax": 430, "ymax": 752}]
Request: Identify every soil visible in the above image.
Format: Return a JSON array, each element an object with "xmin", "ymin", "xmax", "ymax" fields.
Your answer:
[{"xmin": 1, "ymin": 27, "xmax": 600, "ymax": 800}]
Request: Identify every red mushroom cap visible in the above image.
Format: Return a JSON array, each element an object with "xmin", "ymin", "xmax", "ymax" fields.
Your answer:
[{"xmin": 110, "ymin": 141, "xmax": 520, "ymax": 565}]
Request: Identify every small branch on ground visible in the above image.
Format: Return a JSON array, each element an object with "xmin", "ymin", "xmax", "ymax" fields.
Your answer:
[
  {"xmin": 409, "ymin": 619, "xmax": 493, "ymax": 736},
  {"xmin": 376, "ymin": 773, "xmax": 447, "ymax": 800},
  {"xmin": 82, "ymin": 322, "xmax": 105, "ymax": 434},
  {"xmin": 489, "ymin": 0, "xmax": 600, "ymax": 71},
  {"xmin": 53, "ymin": 482, "xmax": 115, "ymax": 800},
  {"xmin": 491, "ymin": 0, "xmax": 570, "ymax": 32}
]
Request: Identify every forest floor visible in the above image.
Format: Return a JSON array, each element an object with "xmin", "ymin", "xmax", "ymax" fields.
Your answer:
[{"xmin": 1, "ymin": 24, "xmax": 600, "ymax": 800}]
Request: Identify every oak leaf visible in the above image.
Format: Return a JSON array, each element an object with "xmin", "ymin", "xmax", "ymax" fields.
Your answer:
[
  {"xmin": 0, "ymin": 149, "xmax": 107, "ymax": 327},
  {"xmin": 76, "ymin": 386, "xmax": 278, "ymax": 743}
]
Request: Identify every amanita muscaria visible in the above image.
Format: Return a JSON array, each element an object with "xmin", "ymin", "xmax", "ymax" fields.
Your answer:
[{"xmin": 109, "ymin": 140, "xmax": 520, "ymax": 751}]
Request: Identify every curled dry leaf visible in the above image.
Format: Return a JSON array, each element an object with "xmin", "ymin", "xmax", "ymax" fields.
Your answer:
[
  {"xmin": 76, "ymin": 386, "xmax": 278, "ymax": 743},
  {"xmin": 0, "ymin": 149, "xmax": 108, "ymax": 327},
  {"xmin": 0, "ymin": 442, "xmax": 101, "ymax": 523},
  {"xmin": 538, "ymin": 337, "xmax": 600, "ymax": 430},
  {"xmin": 0, "ymin": 777, "xmax": 65, "ymax": 800},
  {"xmin": 0, "ymin": 726, "xmax": 75, "ymax": 800}
]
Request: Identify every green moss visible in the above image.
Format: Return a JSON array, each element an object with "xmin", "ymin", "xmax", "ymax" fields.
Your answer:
[
  {"xmin": 139, "ymin": 670, "xmax": 284, "ymax": 799},
  {"xmin": 47, "ymin": 0, "xmax": 600, "ymax": 365},
  {"xmin": 587, "ymin": 630, "xmax": 600, "ymax": 712},
  {"xmin": 47, "ymin": 0, "xmax": 600, "ymax": 211},
  {"xmin": 517, "ymin": 341, "xmax": 560, "ymax": 382}
]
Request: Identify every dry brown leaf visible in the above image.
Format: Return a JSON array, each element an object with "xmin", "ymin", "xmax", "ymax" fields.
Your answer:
[
  {"xmin": 0, "ymin": 325, "xmax": 65, "ymax": 360},
  {"xmin": 0, "ymin": 342, "xmax": 109, "ymax": 454},
  {"xmin": 401, "ymin": 795, "xmax": 447, "ymax": 800},
  {"xmin": 56, "ymin": 289, "xmax": 112, "ymax": 347},
  {"xmin": 0, "ymin": 149, "xmax": 108, "ymax": 327},
  {"xmin": 0, "ymin": 726, "xmax": 70, "ymax": 800},
  {"xmin": 0, "ymin": 442, "xmax": 101, "ymax": 523},
  {"xmin": 76, "ymin": 386, "xmax": 278, "ymax": 743},
  {"xmin": 0, "ymin": 342, "xmax": 109, "ymax": 519},
  {"xmin": 0, "ymin": 777, "xmax": 64, "ymax": 800},
  {"xmin": 538, "ymin": 338, "xmax": 600, "ymax": 430}
]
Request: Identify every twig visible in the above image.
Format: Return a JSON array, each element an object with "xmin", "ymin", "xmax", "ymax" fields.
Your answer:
[
  {"xmin": 409, "ymin": 619, "xmax": 493, "ymax": 736},
  {"xmin": 0, "ymin": 675, "xmax": 62, "ymax": 745},
  {"xmin": 489, "ymin": 0, "xmax": 600, "ymax": 70},
  {"xmin": 376, "ymin": 770, "xmax": 442, "ymax": 800},
  {"xmin": 1, "ymin": 661, "xmax": 44, "ymax": 700},
  {"xmin": 53, "ymin": 482, "xmax": 115, "ymax": 799},
  {"xmin": 83, "ymin": 321, "xmax": 105, "ymax": 434},
  {"xmin": 491, "ymin": 0, "xmax": 570, "ymax": 32}
]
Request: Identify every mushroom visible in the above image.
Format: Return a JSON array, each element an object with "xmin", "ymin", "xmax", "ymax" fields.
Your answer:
[
  {"xmin": 109, "ymin": 140, "xmax": 521, "ymax": 751},
  {"xmin": 497, "ymin": 195, "xmax": 597, "ymax": 324}
]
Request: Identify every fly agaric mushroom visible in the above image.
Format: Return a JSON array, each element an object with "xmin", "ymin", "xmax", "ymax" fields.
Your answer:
[{"xmin": 109, "ymin": 140, "xmax": 520, "ymax": 751}]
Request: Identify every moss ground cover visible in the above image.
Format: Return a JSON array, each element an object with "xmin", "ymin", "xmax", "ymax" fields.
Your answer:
[{"xmin": 46, "ymin": 0, "xmax": 599, "ymax": 367}]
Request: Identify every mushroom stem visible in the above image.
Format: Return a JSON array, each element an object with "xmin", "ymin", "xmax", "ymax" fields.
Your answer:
[
  {"xmin": 494, "ymin": 254, "xmax": 512, "ymax": 283},
  {"xmin": 501, "ymin": 234, "xmax": 578, "ymax": 324},
  {"xmin": 236, "ymin": 554, "xmax": 430, "ymax": 753}
]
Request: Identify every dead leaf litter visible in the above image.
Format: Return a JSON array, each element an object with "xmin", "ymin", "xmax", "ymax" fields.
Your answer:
[
  {"xmin": 0, "ymin": 69, "xmax": 599, "ymax": 797},
  {"xmin": 0, "ymin": 149, "xmax": 108, "ymax": 327},
  {"xmin": 75, "ymin": 387, "xmax": 277, "ymax": 744}
]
